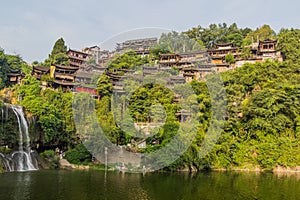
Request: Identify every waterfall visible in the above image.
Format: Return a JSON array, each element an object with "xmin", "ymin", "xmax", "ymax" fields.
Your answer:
[
  {"xmin": 1, "ymin": 107, "xmax": 3, "ymax": 131},
  {"xmin": 5, "ymin": 103, "xmax": 8, "ymax": 121},
  {"xmin": 0, "ymin": 105, "xmax": 38, "ymax": 172},
  {"xmin": 10, "ymin": 105, "xmax": 38, "ymax": 171}
]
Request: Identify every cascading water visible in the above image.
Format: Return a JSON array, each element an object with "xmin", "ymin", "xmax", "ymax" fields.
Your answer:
[
  {"xmin": 0, "ymin": 104, "xmax": 38, "ymax": 172},
  {"xmin": 11, "ymin": 105, "xmax": 38, "ymax": 171}
]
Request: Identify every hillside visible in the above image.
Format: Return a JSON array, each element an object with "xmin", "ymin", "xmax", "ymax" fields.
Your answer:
[{"xmin": 1, "ymin": 24, "xmax": 300, "ymax": 171}]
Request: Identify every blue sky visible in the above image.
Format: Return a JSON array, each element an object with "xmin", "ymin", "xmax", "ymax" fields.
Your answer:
[{"xmin": 0, "ymin": 0, "xmax": 299, "ymax": 63}]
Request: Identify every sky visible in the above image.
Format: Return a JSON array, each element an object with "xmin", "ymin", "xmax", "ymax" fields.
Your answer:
[{"xmin": 0, "ymin": 0, "xmax": 299, "ymax": 63}]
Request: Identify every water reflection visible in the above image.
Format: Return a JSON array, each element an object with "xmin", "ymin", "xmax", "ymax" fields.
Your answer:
[
  {"xmin": 12, "ymin": 172, "xmax": 32, "ymax": 200},
  {"xmin": 0, "ymin": 171, "xmax": 300, "ymax": 200}
]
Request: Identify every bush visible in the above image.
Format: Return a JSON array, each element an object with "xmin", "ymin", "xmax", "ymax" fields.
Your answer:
[
  {"xmin": 39, "ymin": 150, "xmax": 59, "ymax": 169},
  {"xmin": 65, "ymin": 144, "xmax": 91, "ymax": 165},
  {"xmin": 0, "ymin": 146, "xmax": 11, "ymax": 154},
  {"xmin": 40, "ymin": 150, "xmax": 56, "ymax": 159}
]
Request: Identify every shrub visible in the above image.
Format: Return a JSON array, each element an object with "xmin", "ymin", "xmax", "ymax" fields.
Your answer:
[
  {"xmin": 0, "ymin": 146, "xmax": 11, "ymax": 154},
  {"xmin": 39, "ymin": 150, "xmax": 59, "ymax": 169},
  {"xmin": 40, "ymin": 150, "xmax": 56, "ymax": 159},
  {"xmin": 65, "ymin": 144, "xmax": 91, "ymax": 165}
]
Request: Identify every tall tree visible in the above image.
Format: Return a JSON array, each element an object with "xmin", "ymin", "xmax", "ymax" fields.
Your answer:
[
  {"xmin": 184, "ymin": 23, "xmax": 249, "ymax": 48},
  {"xmin": 158, "ymin": 31, "xmax": 204, "ymax": 53},
  {"xmin": 277, "ymin": 28, "xmax": 300, "ymax": 62},
  {"xmin": 243, "ymin": 25, "xmax": 276, "ymax": 46},
  {"xmin": 48, "ymin": 38, "xmax": 69, "ymax": 65},
  {"xmin": 96, "ymin": 74, "xmax": 113, "ymax": 98},
  {"xmin": 108, "ymin": 50, "xmax": 148, "ymax": 71},
  {"xmin": 0, "ymin": 49, "xmax": 9, "ymax": 89}
]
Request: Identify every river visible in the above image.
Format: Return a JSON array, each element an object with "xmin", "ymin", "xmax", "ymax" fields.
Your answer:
[{"xmin": 0, "ymin": 170, "xmax": 299, "ymax": 200}]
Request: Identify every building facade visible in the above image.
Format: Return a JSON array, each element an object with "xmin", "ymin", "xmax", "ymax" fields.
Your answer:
[
  {"xmin": 67, "ymin": 49, "xmax": 91, "ymax": 68},
  {"xmin": 116, "ymin": 37, "xmax": 158, "ymax": 56}
]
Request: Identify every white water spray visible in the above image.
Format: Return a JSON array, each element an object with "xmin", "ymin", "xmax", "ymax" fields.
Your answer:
[{"xmin": 9, "ymin": 105, "xmax": 38, "ymax": 171}]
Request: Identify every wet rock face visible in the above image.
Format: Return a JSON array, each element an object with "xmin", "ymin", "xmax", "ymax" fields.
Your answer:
[
  {"xmin": 0, "ymin": 104, "xmax": 39, "ymax": 172},
  {"xmin": 0, "ymin": 103, "xmax": 41, "ymax": 149}
]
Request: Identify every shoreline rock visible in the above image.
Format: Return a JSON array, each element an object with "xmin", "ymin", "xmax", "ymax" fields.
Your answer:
[
  {"xmin": 59, "ymin": 159, "xmax": 89, "ymax": 170},
  {"xmin": 56, "ymin": 161, "xmax": 300, "ymax": 174},
  {"xmin": 273, "ymin": 165, "xmax": 300, "ymax": 173}
]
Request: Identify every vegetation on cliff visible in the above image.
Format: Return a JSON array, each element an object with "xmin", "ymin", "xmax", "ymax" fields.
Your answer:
[{"xmin": 1, "ymin": 24, "xmax": 300, "ymax": 171}]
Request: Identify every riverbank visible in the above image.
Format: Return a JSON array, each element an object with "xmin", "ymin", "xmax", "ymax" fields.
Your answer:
[
  {"xmin": 57, "ymin": 160, "xmax": 300, "ymax": 174},
  {"xmin": 59, "ymin": 159, "xmax": 89, "ymax": 170},
  {"xmin": 208, "ymin": 165, "xmax": 300, "ymax": 174}
]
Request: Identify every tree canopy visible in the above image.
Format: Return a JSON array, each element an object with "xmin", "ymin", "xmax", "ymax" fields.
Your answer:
[
  {"xmin": 243, "ymin": 24, "xmax": 276, "ymax": 46},
  {"xmin": 3, "ymin": 23, "xmax": 300, "ymax": 171},
  {"xmin": 45, "ymin": 38, "xmax": 69, "ymax": 66}
]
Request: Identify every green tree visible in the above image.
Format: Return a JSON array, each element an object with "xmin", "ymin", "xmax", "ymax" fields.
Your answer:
[
  {"xmin": 48, "ymin": 38, "xmax": 69, "ymax": 65},
  {"xmin": 243, "ymin": 24, "xmax": 276, "ymax": 46},
  {"xmin": 241, "ymin": 47, "xmax": 252, "ymax": 59},
  {"xmin": 277, "ymin": 28, "xmax": 300, "ymax": 62},
  {"xmin": 184, "ymin": 23, "xmax": 250, "ymax": 48},
  {"xmin": 53, "ymin": 52, "xmax": 69, "ymax": 65},
  {"xmin": 6, "ymin": 54, "xmax": 32, "ymax": 75},
  {"xmin": 149, "ymin": 46, "xmax": 170, "ymax": 60},
  {"xmin": 225, "ymin": 54, "xmax": 236, "ymax": 64},
  {"xmin": 108, "ymin": 50, "xmax": 148, "ymax": 72},
  {"xmin": 65, "ymin": 144, "xmax": 91, "ymax": 164},
  {"xmin": 49, "ymin": 38, "xmax": 67, "ymax": 59},
  {"xmin": 0, "ymin": 49, "xmax": 9, "ymax": 88},
  {"xmin": 96, "ymin": 74, "xmax": 113, "ymax": 98},
  {"xmin": 158, "ymin": 31, "xmax": 204, "ymax": 53}
]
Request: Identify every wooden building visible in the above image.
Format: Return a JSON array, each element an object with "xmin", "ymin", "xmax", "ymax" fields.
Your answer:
[
  {"xmin": 176, "ymin": 109, "xmax": 192, "ymax": 122},
  {"xmin": 236, "ymin": 39, "xmax": 282, "ymax": 67},
  {"xmin": 80, "ymin": 64, "xmax": 106, "ymax": 75},
  {"xmin": 75, "ymin": 71, "xmax": 94, "ymax": 84},
  {"xmin": 106, "ymin": 71, "xmax": 123, "ymax": 86},
  {"xmin": 98, "ymin": 50, "xmax": 111, "ymax": 66},
  {"xmin": 82, "ymin": 46, "xmax": 101, "ymax": 64},
  {"xmin": 52, "ymin": 64, "xmax": 79, "ymax": 91},
  {"xmin": 257, "ymin": 39, "xmax": 282, "ymax": 61},
  {"xmin": 159, "ymin": 53, "xmax": 182, "ymax": 67},
  {"xmin": 67, "ymin": 49, "xmax": 91, "ymax": 68},
  {"xmin": 75, "ymin": 85, "xmax": 98, "ymax": 98},
  {"xmin": 178, "ymin": 51, "xmax": 210, "ymax": 63},
  {"xmin": 142, "ymin": 65, "xmax": 159, "ymax": 76},
  {"xmin": 7, "ymin": 69, "xmax": 23, "ymax": 85},
  {"xmin": 173, "ymin": 94, "xmax": 181, "ymax": 104},
  {"xmin": 113, "ymin": 80, "xmax": 126, "ymax": 96},
  {"xmin": 116, "ymin": 37, "xmax": 158, "ymax": 56},
  {"xmin": 159, "ymin": 51, "xmax": 211, "ymax": 69},
  {"xmin": 32, "ymin": 66, "xmax": 50, "ymax": 80},
  {"xmin": 168, "ymin": 77, "xmax": 186, "ymax": 87},
  {"xmin": 181, "ymin": 64, "xmax": 213, "ymax": 82},
  {"xmin": 208, "ymin": 43, "xmax": 240, "ymax": 64},
  {"xmin": 214, "ymin": 63, "xmax": 231, "ymax": 73}
]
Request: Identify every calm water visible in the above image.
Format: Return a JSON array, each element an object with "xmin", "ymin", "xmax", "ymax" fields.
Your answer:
[{"xmin": 0, "ymin": 170, "xmax": 300, "ymax": 200}]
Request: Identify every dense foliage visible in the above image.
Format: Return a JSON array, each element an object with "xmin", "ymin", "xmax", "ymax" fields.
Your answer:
[
  {"xmin": 14, "ymin": 76, "xmax": 77, "ymax": 148},
  {"xmin": 184, "ymin": 23, "xmax": 252, "ymax": 48},
  {"xmin": 43, "ymin": 38, "xmax": 69, "ymax": 66},
  {"xmin": 0, "ymin": 49, "xmax": 31, "ymax": 89},
  {"xmin": 107, "ymin": 50, "xmax": 148, "ymax": 72},
  {"xmin": 65, "ymin": 144, "xmax": 92, "ymax": 165},
  {"xmin": 156, "ymin": 31, "xmax": 204, "ymax": 53},
  {"xmin": 2, "ymin": 25, "xmax": 300, "ymax": 171},
  {"xmin": 184, "ymin": 23, "xmax": 275, "ymax": 48}
]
